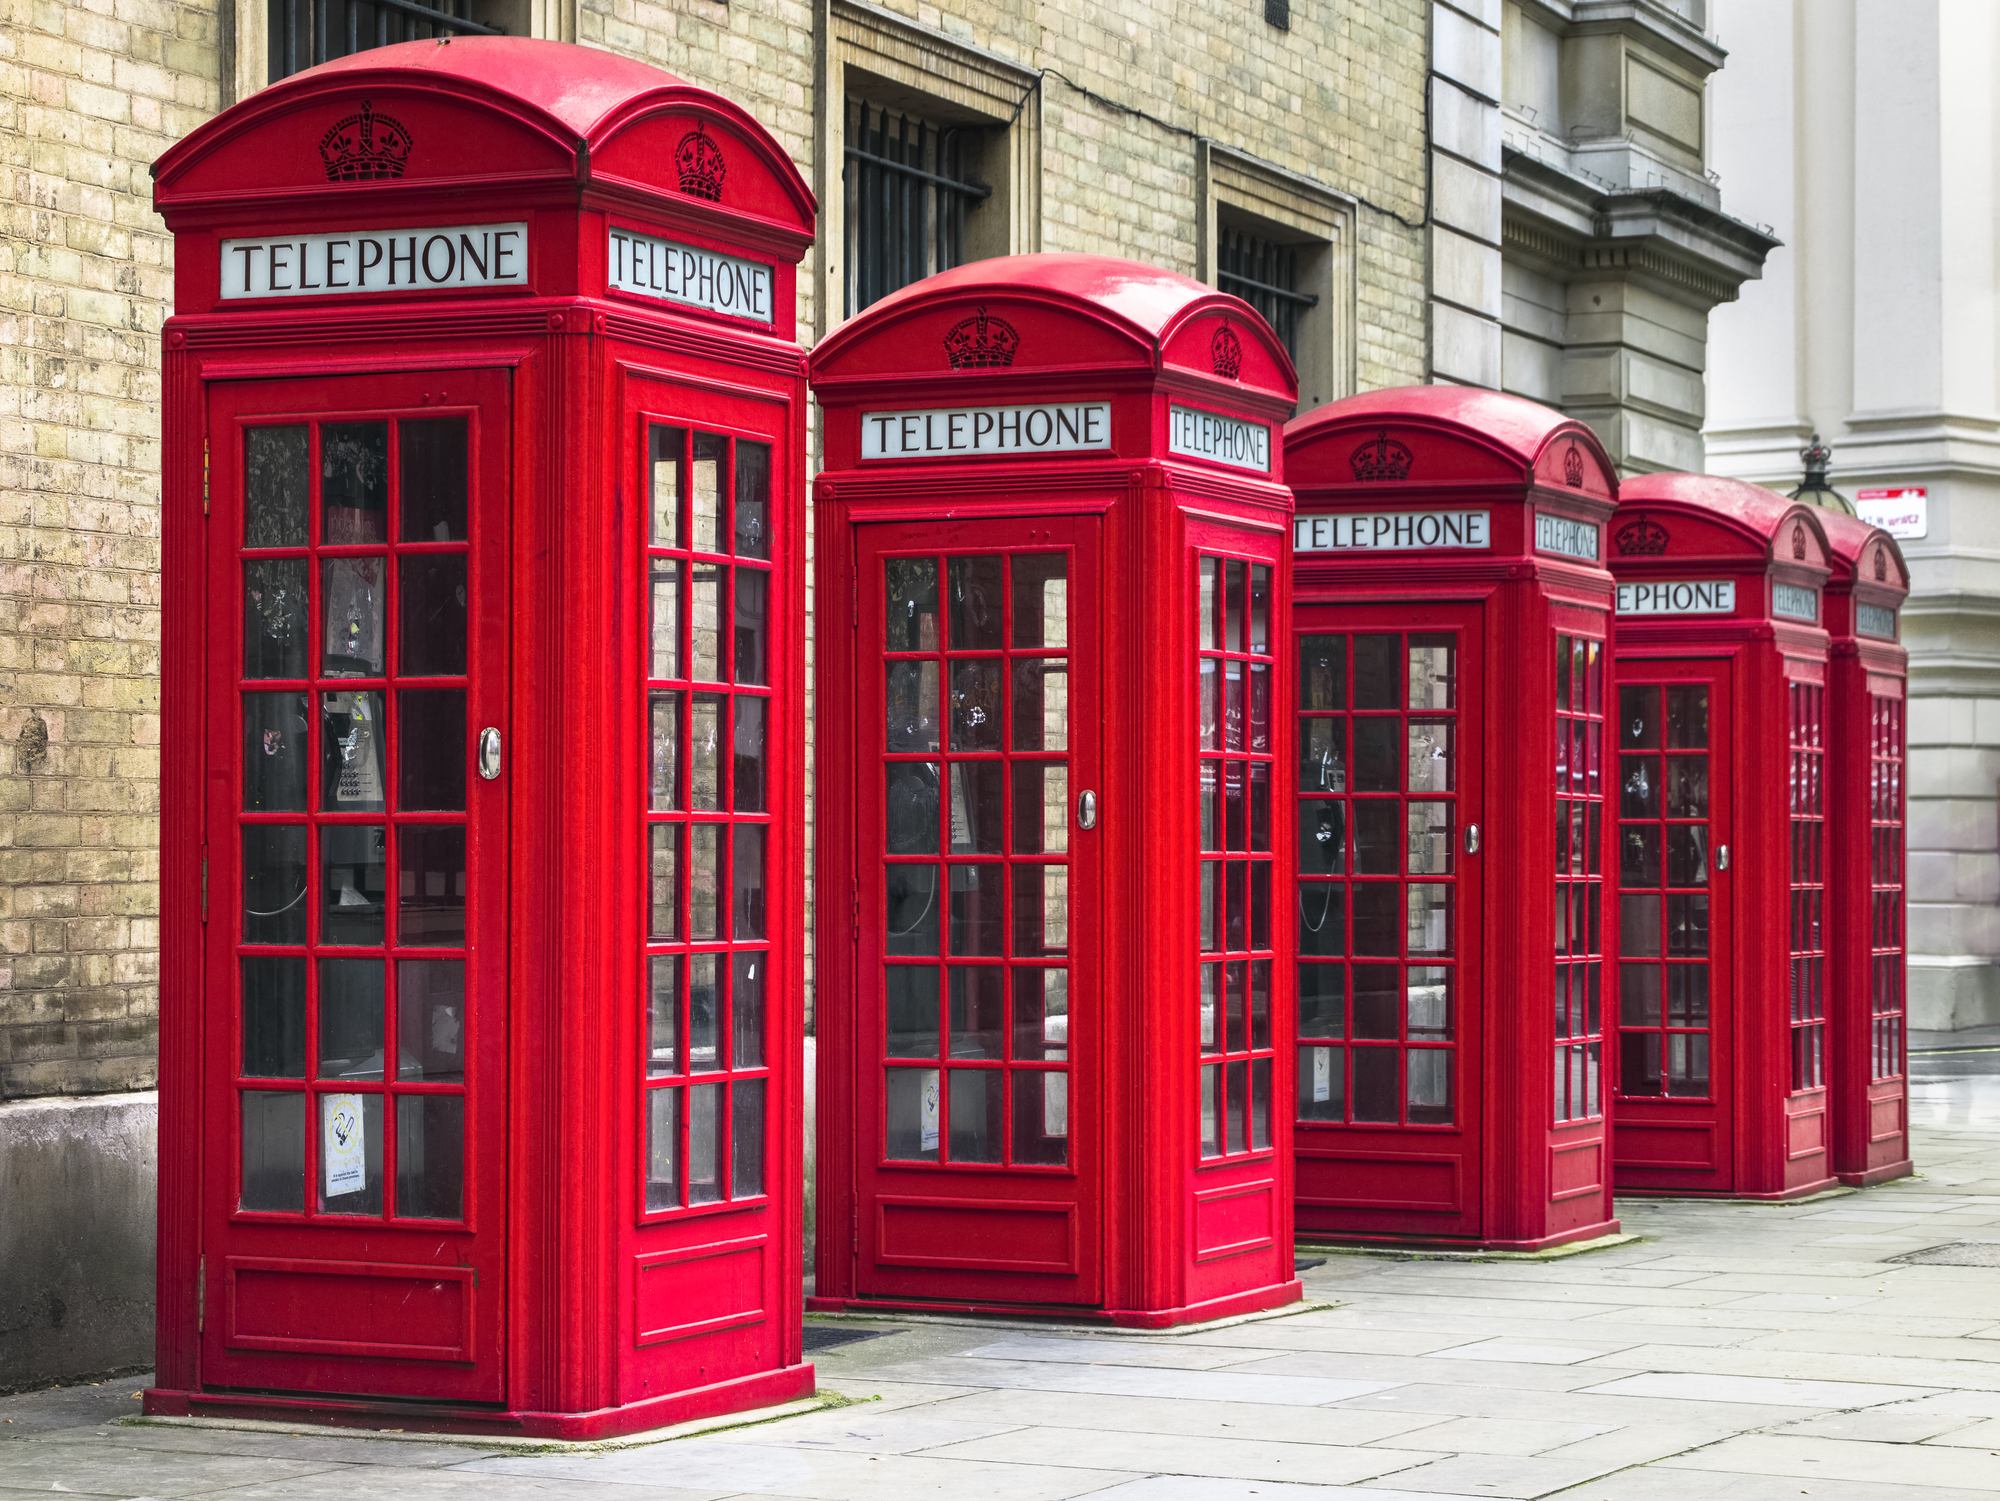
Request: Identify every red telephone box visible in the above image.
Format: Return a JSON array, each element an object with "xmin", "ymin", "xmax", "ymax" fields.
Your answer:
[
  {"xmin": 1820, "ymin": 512, "xmax": 1912, "ymax": 1185},
  {"xmin": 1608, "ymin": 475, "xmax": 1835, "ymax": 1198},
  {"xmin": 149, "ymin": 39, "xmax": 815, "ymax": 1435},
  {"xmin": 1283, "ymin": 388, "xmax": 1621, "ymax": 1250},
  {"xmin": 810, "ymin": 255, "xmax": 1302, "ymax": 1326}
]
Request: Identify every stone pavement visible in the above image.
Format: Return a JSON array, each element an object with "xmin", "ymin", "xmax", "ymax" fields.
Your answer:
[{"xmin": 7, "ymin": 1063, "xmax": 2000, "ymax": 1499}]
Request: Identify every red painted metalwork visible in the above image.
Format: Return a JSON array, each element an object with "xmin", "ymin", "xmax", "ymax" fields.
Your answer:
[
  {"xmin": 1819, "ymin": 512, "xmax": 1912, "ymax": 1186},
  {"xmin": 1284, "ymin": 388, "xmax": 1621, "ymax": 1250},
  {"xmin": 810, "ymin": 255, "xmax": 1303, "ymax": 1325},
  {"xmin": 1609, "ymin": 474, "xmax": 1836, "ymax": 1198},
  {"xmin": 150, "ymin": 38, "xmax": 816, "ymax": 1437}
]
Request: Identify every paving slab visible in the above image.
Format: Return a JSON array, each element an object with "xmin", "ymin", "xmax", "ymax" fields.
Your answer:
[{"xmin": 1658, "ymin": 1432, "xmax": 2000, "ymax": 1489}]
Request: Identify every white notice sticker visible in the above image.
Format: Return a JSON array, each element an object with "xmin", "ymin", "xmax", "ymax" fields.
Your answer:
[
  {"xmin": 323, "ymin": 1094, "xmax": 366, "ymax": 1198},
  {"xmin": 1313, "ymin": 1048, "xmax": 1331, "ymax": 1104},
  {"xmin": 920, "ymin": 1069, "xmax": 941, "ymax": 1153}
]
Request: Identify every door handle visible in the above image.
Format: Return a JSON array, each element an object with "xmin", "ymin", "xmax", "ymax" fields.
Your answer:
[
  {"xmin": 1715, "ymin": 843, "xmax": 1729, "ymax": 872},
  {"xmin": 477, "ymin": 727, "xmax": 503, "ymax": 781},
  {"xmin": 1077, "ymin": 789, "xmax": 1098, "ymax": 830},
  {"xmin": 1464, "ymin": 823, "xmax": 1480, "ymax": 855}
]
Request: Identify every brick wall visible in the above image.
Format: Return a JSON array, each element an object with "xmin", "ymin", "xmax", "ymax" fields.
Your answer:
[{"xmin": 0, "ymin": 0, "xmax": 218, "ymax": 1097}]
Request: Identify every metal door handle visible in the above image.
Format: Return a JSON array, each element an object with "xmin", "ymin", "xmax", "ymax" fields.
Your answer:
[
  {"xmin": 1464, "ymin": 823, "xmax": 1480, "ymax": 855},
  {"xmin": 1077, "ymin": 790, "xmax": 1098, "ymax": 830},
  {"xmin": 1716, "ymin": 844, "xmax": 1729, "ymax": 871},
  {"xmin": 478, "ymin": 727, "xmax": 503, "ymax": 781}
]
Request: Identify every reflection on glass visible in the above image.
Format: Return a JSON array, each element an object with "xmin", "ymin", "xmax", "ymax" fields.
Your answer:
[
  {"xmin": 650, "ymin": 425, "xmax": 683, "ymax": 547},
  {"xmin": 1248, "ymin": 564, "xmax": 1269, "ymax": 653},
  {"xmin": 947, "ymin": 556, "xmax": 1004, "ymax": 650},
  {"xmin": 733, "ymin": 696, "xmax": 765, "ymax": 812},
  {"xmin": 1013, "ymin": 864, "xmax": 1068, "ymax": 957},
  {"xmin": 1225, "ymin": 760, "xmax": 1246, "ymax": 851},
  {"xmin": 1621, "ymin": 825, "xmax": 1661, "ymax": 886},
  {"xmin": 1620, "ymin": 685, "xmax": 1660, "ymax": 748},
  {"xmin": 401, "ymin": 418, "xmax": 468, "ymax": 542},
  {"xmin": 950, "ymin": 1067, "xmax": 1002, "ymax": 1163},
  {"xmin": 318, "ymin": 1091, "xmax": 383, "ymax": 1214},
  {"xmin": 735, "ymin": 568, "xmax": 767, "ymax": 685},
  {"xmin": 318, "ymin": 958, "xmax": 384, "ymax": 1079},
  {"xmin": 244, "ymin": 692, "xmax": 309, "ymax": 812},
  {"xmin": 690, "ymin": 823, "xmax": 722, "ymax": 941},
  {"xmin": 733, "ymin": 1079, "xmax": 765, "ymax": 1197},
  {"xmin": 651, "ymin": 564, "xmax": 681, "ymax": 680},
  {"xmin": 1352, "ymin": 1046, "xmax": 1398, "ymax": 1121},
  {"xmin": 1302, "ymin": 719, "xmax": 1345, "ymax": 794},
  {"xmin": 322, "ymin": 422, "xmax": 388, "ymax": 543},
  {"xmin": 1201, "ymin": 1062, "xmax": 1221, "ymax": 1155},
  {"xmin": 399, "ymin": 959, "xmax": 465, "ymax": 1081},
  {"xmin": 244, "ymin": 558, "xmax": 309, "ymax": 679},
  {"xmin": 1251, "ymin": 761, "xmax": 1270, "ymax": 852},
  {"xmin": 885, "ymin": 1067, "xmax": 942, "ymax": 1161},
  {"xmin": 1351, "ymin": 965, "xmax": 1399, "ymax": 1039},
  {"xmin": 1353, "ymin": 800, "xmax": 1398, "ymax": 874},
  {"xmin": 241, "ymin": 956, "xmax": 306, "ymax": 1078},
  {"xmin": 1224, "ymin": 559, "xmax": 1246, "ymax": 652},
  {"xmin": 949, "ymin": 966, "xmax": 1004, "ymax": 1058},
  {"xmin": 1667, "ymin": 893, "xmax": 1709, "ymax": 955},
  {"xmin": 1015, "ymin": 967, "xmax": 1068, "ymax": 1060},
  {"xmin": 1621, "ymin": 963, "xmax": 1662, "ymax": 1025},
  {"xmin": 1251, "ymin": 960, "xmax": 1271, "ymax": 1047},
  {"xmin": 733, "ymin": 951, "xmax": 764, "ymax": 1068},
  {"xmin": 1199, "ymin": 558, "xmax": 1219, "ymax": 652},
  {"xmin": 691, "ymin": 433, "xmax": 723, "ymax": 553},
  {"xmin": 949, "ymin": 864, "xmax": 1004, "ymax": 955},
  {"xmin": 1013, "ymin": 1070, "xmax": 1068, "ymax": 1164},
  {"xmin": 241, "ymin": 1090, "xmax": 305, "ymax": 1211},
  {"xmin": 1298, "ymin": 1044, "xmax": 1344, "ymax": 1120},
  {"xmin": 688, "ymin": 954, "xmax": 721, "ymax": 1072},
  {"xmin": 690, "ymin": 695, "xmax": 723, "ymax": 810},
  {"xmin": 399, "ymin": 689, "xmax": 465, "ymax": 812},
  {"xmin": 1352, "ymin": 883, "xmax": 1399, "ymax": 955},
  {"xmin": 1668, "ymin": 964, "xmax": 1709, "ymax": 1024},
  {"xmin": 1299, "ymin": 963, "xmax": 1343, "ymax": 1037},
  {"xmin": 1666, "ymin": 685, "xmax": 1708, "ymax": 748},
  {"xmin": 1407, "ymin": 1049, "xmax": 1452, "ymax": 1123},
  {"xmin": 733, "ymin": 823, "xmax": 766, "ymax": 940},
  {"xmin": 888, "ymin": 661, "xmax": 940, "ymax": 752},
  {"xmin": 1353, "ymin": 635, "xmax": 1398, "ymax": 709},
  {"xmin": 649, "ymin": 825, "xmax": 680, "ymax": 940},
  {"xmin": 886, "ymin": 761, "xmax": 939, "ymax": 854},
  {"xmin": 1409, "ymin": 637, "xmax": 1453, "ymax": 709},
  {"xmin": 886, "ymin": 966, "xmax": 940, "ymax": 1057},
  {"xmin": 1407, "ymin": 720, "xmax": 1454, "ymax": 792},
  {"xmin": 691, "ymin": 564, "xmax": 724, "ymax": 681},
  {"xmin": 244, "ymin": 425, "xmax": 308, "ymax": 548},
  {"xmin": 321, "ymin": 825, "xmax": 386, "ymax": 945},
  {"xmin": 1201, "ymin": 961, "xmax": 1220, "ymax": 1052},
  {"xmin": 397, "ymin": 825, "xmax": 465, "ymax": 946},
  {"xmin": 1248, "ymin": 663, "xmax": 1270, "ymax": 753},
  {"xmin": 1621, "ymin": 893, "xmax": 1662, "ymax": 956},
  {"xmin": 950, "ymin": 761, "xmax": 1003, "ymax": 854},
  {"xmin": 646, "ymin": 1087, "xmax": 678, "ymax": 1210},
  {"xmin": 1301, "ymin": 635, "xmax": 1346, "ymax": 709},
  {"xmin": 1201, "ymin": 659, "xmax": 1220, "ymax": 750},
  {"xmin": 1666, "ymin": 756, "xmax": 1708, "ymax": 818},
  {"xmin": 243, "ymin": 824, "xmax": 308, "ymax": 945},
  {"xmin": 1408, "ymin": 801, "xmax": 1452, "ymax": 874},
  {"xmin": 951, "ymin": 660, "xmax": 1004, "ymax": 751},
  {"xmin": 320, "ymin": 690, "xmax": 386, "ymax": 813},
  {"xmin": 1225, "ymin": 961, "xmax": 1246, "ymax": 1049},
  {"xmin": 395, "ymin": 1094, "xmax": 465, "ymax": 1220},
  {"xmin": 1353, "ymin": 719, "xmax": 1398, "ymax": 792},
  {"xmin": 399, "ymin": 553, "xmax": 467, "ymax": 677},
  {"xmin": 1224, "ymin": 661, "xmax": 1244, "ymax": 751},
  {"xmin": 1013, "ymin": 658, "xmax": 1068, "ymax": 752},
  {"xmin": 322, "ymin": 557, "xmax": 385, "ymax": 677},
  {"xmin": 1251, "ymin": 1055, "xmax": 1271, "ymax": 1148},
  {"xmin": 648, "ymin": 956, "xmax": 679, "ymax": 1076},
  {"xmin": 1013, "ymin": 761, "xmax": 1068, "ymax": 854},
  {"xmin": 886, "ymin": 864, "xmax": 939, "ymax": 955},
  {"xmin": 1407, "ymin": 966, "xmax": 1451, "ymax": 1038},
  {"xmin": 1298, "ymin": 880, "xmax": 1345, "ymax": 957},
  {"xmin": 650, "ymin": 693, "xmax": 680, "ymax": 811},
  {"xmin": 886, "ymin": 558, "xmax": 939, "ymax": 651},
  {"xmin": 735, "ymin": 441, "xmax": 770, "ymax": 558},
  {"xmin": 1012, "ymin": 553, "xmax": 1067, "ymax": 648},
  {"xmin": 688, "ymin": 1081, "xmax": 723, "ymax": 1203},
  {"xmin": 1226, "ymin": 1057, "xmax": 1247, "ymax": 1151},
  {"xmin": 1621, "ymin": 755, "xmax": 1659, "ymax": 818}
]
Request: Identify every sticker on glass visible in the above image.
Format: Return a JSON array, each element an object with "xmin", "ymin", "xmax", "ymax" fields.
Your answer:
[
  {"xmin": 1313, "ymin": 1048, "xmax": 1332, "ymax": 1103},
  {"xmin": 323, "ymin": 1093, "xmax": 366, "ymax": 1197},
  {"xmin": 920, "ymin": 1068, "xmax": 941, "ymax": 1153}
]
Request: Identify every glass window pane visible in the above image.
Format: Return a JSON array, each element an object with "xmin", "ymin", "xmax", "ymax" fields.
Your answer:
[
  {"xmin": 244, "ymin": 558, "xmax": 309, "ymax": 679},
  {"xmin": 1248, "ymin": 564, "xmax": 1270, "ymax": 654},
  {"xmin": 1621, "ymin": 894, "xmax": 1662, "ymax": 957},
  {"xmin": 1299, "ymin": 880, "xmax": 1346, "ymax": 957},
  {"xmin": 1224, "ymin": 560, "xmax": 1246, "ymax": 652},
  {"xmin": 1225, "ymin": 1058, "xmax": 1248, "ymax": 1151},
  {"xmin": 1301, "ymin": 635, "xmax": 1346, "ymax": 710},
  {"xmin": 319, "ymin": 825, "xmax": 386, "ymax": 946},
  {"xmin": 1251, "ymin": 959, "xmax": 1271, "ymax": 1047},
  {"xmin": 1407, "ymin": 966, "xmax": 1451, "ymax": 1038},
  {"xmin": 650, "ymin": 425, "xmax": 683, "ymax": 547},
  {"xmin": 1012, "ymin": 553, "xmax": 1067, "ymax": 648},
  {"xmin": 1249, "ymin": 664, "xmax": 1270, "ymax": 754},
  {"xmin": 398, "ymin": 553, "xmax": 467, "ymax": 679},
  {"xmin": 1408, "ymin": 720, "xmax": 1454, "ymax": 793},
  {"xmin": 320, "ymin": 690, "xmax": 387, "ymax": 813},
  {"xmin": 950, "ymin": 761, "xmax": 1004, "ymax": 854},
  {"xmin": 1621, "ymin": 963, "xmax": 1661, "ymax": 1025},
  {"xmin": 1224, "ymin": 661, "xmax": 1244, "ymax": 751},
  {"xmin": 646, "ymin": 1087, "xmax": 679, "ymax": 1210},
  {"xmin": 1668, "ymin": 964, "xmax": 1709, "ymax": 1025},
  {"xmin": 690, "ymin": 694, "xmax": 724, "ymax": 810},
  {"xmin": 888, "ymin": 661, "xmax": 941, "ymax": 752},
  {"xmin": 1407, "ymin": 1050, "xmax": 1452, "ymax": 1124},
  {"xmin": 1226, "ymin": 959, "xmax": 1248, "ymax": 1052},
  {"xmin": 244, "ymin": 692, "xmax": 310, "ymax": 812},
  {"xmin": 243, "ymin": 824, "xmax": 308, "ymax": 945},
  {"xmin": 241, "ymin": 1091, "xmax": 306, "ymax": 1211},
  {"xmin": 733, "ymin": 823, "xmax": 766, "ymax": 941},
  {"xmin": 1251, "ymin": 863, "xmax": 1271, "ymax": 951},
  {"xmin": 735, "ymin": 568, "xmax": 767, "ymax": 685},
  {"xmin": 1300, "ymin": 963, "xmax": 1344, "ymax": 1037},
  {"xmin": 1666, "ymin": 685, "xmax": 1708, "ymax": 748},
  {"xmin": 689, "ymin": 954, "xmax": 721, "ymax": 1073},
  {"xmin": 688, "ymin": 1081, "xmax": 723, "ymax": 1203},
  {"xmin": 318, "ymin": 958, "xmax": 385, "ymax": 1079},
  {"xmin": 886, "ymin": 1067, "xmax": 941, "ymax": 1160},
  {"xmin": 690, "ymin": 823, "xmax": 722, "ymax": 940},
  {"xmin": 397, "ymin": 959, "xmax": 464, "ymax": 1082},
  {"xmin": 1621, "ymin": 825, "xmax": 1661, "ymax": 887},
  {"xmin": 244, "ymin": 424, "xmax": 308, "ymax": 547},
  {"xmin": 1012, "ymin": 658, "xmax": 1068, "ymax": 752},
  {"xmin": 887, "ymin": 864, "xmax": 940, "ymax": 955},
  {"xmin": 1301, "ymin": 798, "xmax": 1343, "ymax": 875},
  {"xmin": 691, "ymin": 433, "xmax": 723, "ymax": 553},
  {"xmin": 887, "ymin": 762, "xmax": 940, "ymax": 854},
  {"xmin": 1298, "ymin": 1045, "xmax": 1343, "ymax": 1121},
  {"xmin": 321, "ymin": 422, "xmax": 388, "ymax": 543},
  {"xmin": 950, "ymin": 863, "xmax": 1005, "ymax": 955},
  {"xmin": 399, "ymin": 420, "xmax": 469, "ymax": 542},
  {"xmin": 691, "ymin": 563, "xmax": 724, "ymax": 681},
  {"xmin": 1200, "ymin": 960, "xmax": 1221, "ymax": 1053},
  {"xmin": 650, "ymin": 693, "xmax": 680, "ymax": 811},
  {"xmin": 1666, "ymin": 756, "xmax": 1709, "ymax": 818},
  {"xmin": 1622, "ymin": 1030, "xmax": 1663, "ymax": 1095},
  {"xmin": 1251, "ymin": 762, "xmax": 1271, "ymax": 852},
  {"xmin": 1620, "ymin": 686, "xmax": 1660, "ymax": 749},
  {"xmin": 1225, "ymin": 761, "xmax": 1246, "ymax": 851},
  {"xmin": 732, "ymin": 1079, "xmax": 765, "ymax": 1197},
  {"xmin": 1353, "ymin": 635, "xmax": 1398, "ymax": 709},
  {"xmin": 1352, "ymin": 965, "xmax": 1399, "ymax": 1039},
  {"xmin": 1014, "ymin": 967, "xmax": 1068, "ymax": 1060},
  {"xmin": 1201, "ymin": 1062, "xmax": 1222, "ymax": 1155},
  {"xmin": 1353, "ymin": 800, "xmax": 1398, "ymax": 874},
  {"xmin": 1013, "ymin": 864, "xmax": 1068, "ymax": 957},
  {"xmin": 398, "ymin": 689, "xmax": 465, "ymax": 812},
  {"xmin": 1201, "ymin": 659, "xmax": 1221, "ymax": 750},
  {"xmin": 734, "ymin": 440, "xmax": 770, "ymax": 559},
  {"xmin": 322, "ymin": 557, "xmax": 386, "ymax": 678},
  {"xmin": 949, "ymin": 966, "xmax": 1004, "ymax": 1058},
  {"xmin": 649, "ymin": 825, "xmax": 680, "ymax": 940},
  {"xmin": 651, "ymin": 564, "xmax": 681, "ymax": 680},
  {"xmin": 1668, "ymin": 893, "xmax": 1709, "ymax": 956},
  {"xmin": 1351, "ymin": 882, "xmax": 1399, "ymax": 955},
  {"xmin": 1013, "ymin": 1070, "xmax": 1068, "ymax": 1164},
  {"xmin": 1226, "ymin": 860, "xmax": 1247, "ymax": 950},
  {"xmin": 241, "ymin": 956, "xmax": 307, "ymax": 1078},
  {"xmin": 886, "ymin": 558, "xmax": 939, "ymax": 651},
  {"xmin": 394, "ymin": 1095, "xmax": 464, "ymax": 1220},
  {"xmin": 1352, "ymin": 720, "xmax": 1398, "ymax": 792},
  {"xmin": 397, "ymin": 825, "xmax": 465, "ymax": 947},
  {"xmin": 1200, "ymin": 558, "xmax": 1219, "ymax": 651},
  {"xmin": 887, "ymin": 966, "xmax": 941, "ymax": 1057},
  {"xmin": 734, "ymin": 695, "xmax": 766, "ymax": 813},
  {"xmin": 950, "ymin": 1068, "xmax": 1002, "ymax": 1163},
  {"xmin": 1352, "ymin": 1047, "xmax": 1399, "ymax": 1122},
  {"xmin": 951, "ymin": 660, "xmax": 1004, "ymax": 751},
  {"xmin": 318, "ymin": 1091, "xmax": 382, "ymax": 1214},
  {"xmin": 948, "ymin": 556, "xmax": 1004, "ymax": 650},
  {"xmin": 1251, "ymin": 1056, "xmax": 1272, "ymax": 1149},
  {"xmin": 1408, "ymin": 801, "xmax": 1453, "ymax": 874},
  {"xmin": 1408, "ymin": 636, "xmax": 1453, "ymax": 709},
  {"xmin": 727, "ymin": 951, "xmax": 763, "ymax": 1070},
  {"xmin": 1013, "ymin": 761, "xmax": 1069, "ymax": 854},
  {"xmin": 1621, "ymin": 756, "xmax": 1659, "ymax": 817}
]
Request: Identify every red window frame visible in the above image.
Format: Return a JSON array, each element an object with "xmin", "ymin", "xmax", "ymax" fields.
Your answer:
[{"xmin": 1554, "ymin": 633, "xmax": 1606, "ymax": 1123}]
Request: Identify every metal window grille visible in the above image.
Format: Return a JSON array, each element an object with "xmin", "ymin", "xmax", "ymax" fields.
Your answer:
[
  {"xmin": 1264, "ymin": 0, "xmax": 1290, "ymax": 30},
  {"xmin": 844, "ymin": 99, "xmax": 992, "ymax": 318},
  {"xmin": 1217, "ymin": 227, "xmax": 1318, "ymax": 358},
  {"xmin": 269, "ymin": 0, "xmax": 502, "ymax": 83}
]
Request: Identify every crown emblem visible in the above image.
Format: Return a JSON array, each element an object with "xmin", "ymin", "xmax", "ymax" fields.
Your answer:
[
  {"xmin": 1211, "ymin": 320, "xmax": 1243, "ymax": 380},
  {"xmin": 1350, "ymin": 429, "xmax": 1413, "ymax": 482},
  {"xmin": 943, "ymin": 306, "xmax": 1020, "ymax": 369},
  {"xmin": 1616, "ymin": 517, "xmax": 1670, "ymax": 555},
  {"xmin": 318, "ymin": 100, "xmax": 412, "ymax": 182},
  {"xmin": 1563, "ymin": 440, "xmax": 1584, "ymax": 488},
  {"xmin": 675, "ymin": 121, "xmax": 726, "ymax": 201},
  {"xmin": 1792, "ymin": 521, "xmax": 1807, "ymax": 559},
  {"xmin": 1873, "ymin": 546, "xmax": 1887, "ymax": 582}
]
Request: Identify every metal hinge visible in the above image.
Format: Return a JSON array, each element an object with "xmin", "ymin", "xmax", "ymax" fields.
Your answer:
[
  {"xmin": 851, "ymin": 1220, "xmax": 859, "ymax": 1253},
  {"xmin": 196, "ymin": 1255, "xmax": 205, "ymax": 1332},
  {"xmin": 202, "ymin": 437, "xmax": 210, "ymax": 516},
  {"xmin": 199, "ymin": 853, "xmax": 208, "ymax": 923}
]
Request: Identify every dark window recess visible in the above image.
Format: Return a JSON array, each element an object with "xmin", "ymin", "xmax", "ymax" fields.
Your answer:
[
  {"xmin": 269, "ymin": 0, "xmax": 502, "ymax": 83},
  {"xmin": 844, "ymin": 98, "xmax": 993, "ymax": 317},
  {"xmin": 1264, "ymin": 0, "xmax": 1290, "ymax": 30},
  {"xmin": 1218, "ymin": 226, "xmax": 1317, "ymax": 358}
]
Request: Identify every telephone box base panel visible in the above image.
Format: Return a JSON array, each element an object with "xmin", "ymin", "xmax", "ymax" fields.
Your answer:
[
  {"xmin": 1294, "ymin": 1217, "xmax": 1620, "ymax": 1256},
  {"xmin": 1615, "ymin": 1178, "xmax": 1838, "ymax": 1203},
  {"xmin": 1837, "ymin": 1159, "xmax": 1913, "ymax": 1189},
  {"xmin": 808, "ymin": 1279, "xmax": 1303, "ymax": 1331},
  {"xmin": 140, "ymin": 1363, "xmax": 816, "ymax": 1441}
]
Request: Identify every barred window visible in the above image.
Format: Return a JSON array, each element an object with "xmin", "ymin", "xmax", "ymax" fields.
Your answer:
[
  {"xmin": 268, "ymin": 0, "xmax": 501, "ymax": 84},
  {"xmin": 1218, "ymin": 223, "xmax": 1319, "ymax": 360},
  {"xmin": 844, "ymin": 98, "xmax": 993, "ymax": 318}
]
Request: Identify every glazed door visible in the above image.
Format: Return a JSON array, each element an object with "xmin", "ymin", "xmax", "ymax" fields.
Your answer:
[
  {"xmin": 852, "ymin": 520, "xmax": 1101, "ymax": 1306},
  {"xmin": 1291, "ymin": 608, "xmax": 1485, "ymax": 1240},
  {"xmin": 1611, "ymin": 660, "xmax": 1733, "ymax": 1192},
  {"xmin": 201, "ymin": 370, "xmax": 508, "ymax": 1400}
]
